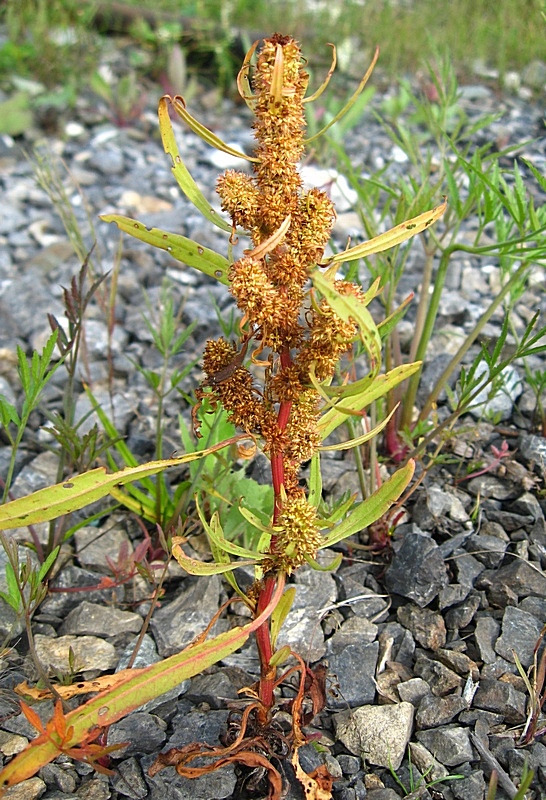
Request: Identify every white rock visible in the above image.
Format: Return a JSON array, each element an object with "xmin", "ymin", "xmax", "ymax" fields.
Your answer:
[
  {"xmin": 300, "ymin": 166, "xmax": 357, "ymax": 212},
  {"xmin": 334, "ymin": 702, "xmax": 414, "ymax": 769}
]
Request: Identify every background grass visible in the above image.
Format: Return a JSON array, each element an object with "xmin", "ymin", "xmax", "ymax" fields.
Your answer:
[
  {"xmin": 117, "ymin": 0, "xmax": 546, "ymax": 78},
  {"xmin": 1, "ymin": 0, "xmax": 545, "ymax": 95}
]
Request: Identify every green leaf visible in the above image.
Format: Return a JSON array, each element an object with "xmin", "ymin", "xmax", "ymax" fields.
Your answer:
[
  {"xmin": 318, "ymin": 362, "xmax": 421, "ymax": 439},
  {"xmin": 270, "ymin": 587, "xmax": 296, "ymax": 650},
  {"xmin": 321, "ymin": 461, "xmax": 414, "ymax": 547},
  {"xmin": 308, "ymin": 453, "xmax": 322, "ymax": 509},
  {"xmin": 158, "ymin": 97, "xmax": 234, "ymax": 233},
  {"xmin": 321, "ymin": 199, "xmax": 446, "ymax": 266},
  {"xmin": 171, "ymin": 541, "xmax": 257, "ymax": 575},
  {"xmin": 37, "ymin": 546, "xmax": 60, "ymax": 583},
  {"xmin": 304, "ymin": 551, "xmax": 343, "ymax": 571},
  {"xmin": 0, "ymin": 396, "xmax": 20, "ymax": 429},
  {"xmin": 4, "ymin": 562, "xmax": 21, "ymax": 611},
  {"xmin": 521, "ymin": 157, "xmax": 546, "ymax": 192},
  {"xmin": 320, "ymin": 407, "xmax": 394, "ymax": 451},
  {"xmin": 0, "ymin": 443, "xmax": 242, "ymax": 530},
  {"xmin": 195, "ymin": 497, "xmax": 266, "ymax": 560},
  {"xmin": 0, "ymin": 91, "xmax": 33, "ymax": 136},
  {"xmin": 100, "ymin": 214, "xmax": 230, "ymax": 285}
]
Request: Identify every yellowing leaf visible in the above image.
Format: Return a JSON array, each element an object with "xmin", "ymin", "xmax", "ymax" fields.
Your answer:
[
  {"xmin": 321, "ymin": 461, "xmax": 414, "ymax": 547},
  {"xmin": 322, "ymin": 199, "xmax": 447, "ymax": 266},
  {"xmin": 0, "ymin": 575, "xmax": 286, "ymax": 788},
  {"xmin": 170, "ymin": 95, "xmax": 258, "ymax": 163},
  {"xmin": 158, "ymin": 96, "xmax": 234, "ymax": 233},
  {"xmin": 100, "ymin": 214, "xmax": 230, "ymax": 285},
  {"xmin": 318, "ymin": 362, "xmax": 421, "ymax": 439},
  {"xmin": 0, "ymin": 440, "xmax": 243, "ymax": 530}
]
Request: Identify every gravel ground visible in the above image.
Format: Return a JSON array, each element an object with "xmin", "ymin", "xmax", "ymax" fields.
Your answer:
[{"xmin": 0, "ymin": 33, "xmax": 546, "ymax": 800}]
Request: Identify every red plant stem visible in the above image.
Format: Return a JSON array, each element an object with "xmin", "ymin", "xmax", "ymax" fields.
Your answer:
[
  {"xmin": 255, "ymin": 573, "xmax": 278, "ymax": 715},
  {"xmin": 255, "ymin": 345, "xmax": 293, "ymax": 719}
]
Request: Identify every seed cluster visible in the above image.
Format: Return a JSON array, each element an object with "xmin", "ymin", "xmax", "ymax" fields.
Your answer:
[{"xmin": 202, "ymin": 35, "xmax": 364, "ymax": 571}]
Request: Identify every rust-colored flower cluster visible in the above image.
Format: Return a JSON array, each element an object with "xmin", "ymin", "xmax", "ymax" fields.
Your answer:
[{"xmin": 201, "ymin": 34, "xmax": 363, "ymax": 571}]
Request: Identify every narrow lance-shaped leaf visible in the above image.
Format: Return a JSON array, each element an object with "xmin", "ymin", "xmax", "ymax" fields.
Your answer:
[
  {"xmin": 171, "ymin": 542, "xmax": 257, "ymax": 576},
  {"xmin": 320, "ymin": 406, "xmax": 395, "ymax": 451},
  {"xmin": 170, "ymin": 95, "xmax": 258, "ymax": 163},
  {"xmin": 0, "ymin": 438, "xmax": 245, "ymax": 530},
  {"xmin": 194, "ymin": 497, "xmax": 266, "ymax": 560},
  {"xmin": 321, "ymin": 199, "xmax": 447, "ymax": 266},
  {"xmin": 100, "ymin": 214, "xmax": 230, "ymax": 285},
  {"xmin": 318, "ymin": 362, "xmax": 421, "ymax": 439},
  {"xmin": 270, "ymin": 586, "xmax": 296, "ymax": 650},
  {"xmin": 158, "ymin": 96, "xmax": 234, "ymax": 233},
  {"xmin": 321, "ymin": 461, "xmax": 414, "ymax": 547},
  {"xmin": 305, "ymin": 47, "xmax": 379, "ymax": 143},
  {"xmin": 0, "ymin": 576, "xmax": 286, "ymax": 788}
]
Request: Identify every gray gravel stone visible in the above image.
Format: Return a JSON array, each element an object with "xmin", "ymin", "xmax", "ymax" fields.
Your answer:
[
  {"xmin": 495, "ymin": 604, "xmax": 544, "ymax": 667},
  {"xmin": 110, "ymin": 757, "xmax": 148, "ymax": 799},
  {"xmin": 474, "ymin": 615, "xmax": 500, "ymax": 664},
  {"xmin": 415, "ymin": 694, "xmax": 468, "ymax": 729},
  {"xmin": 385, "ymin": 529, "xmax": 448, "ymax": 607},
  {"xmin": 415, "ymin": 725, "xmax": 474, "ymax": 766},
  {"xmin": 333, "ymin": 702, "xmax": 414, "ymax": 769},
  {"xmin": 276, "ymin": 565, "xmax": 337, "ymax": 662},
  {"xmin": 450, "ymin": 770, "xmax": 486, "ymax": 800},
  {"xmin": 108, "ymin": 712, "xmax": 167, "ymax": 758},
  {"xmin": 150, "ymin": 575, "xmax": 223, "ymax": 657},
  {"xmin": 60, "ymin": 600, "xmax": 142, "ymax": 638},
  {"xmin": 397, "ymin": 605, "xmax": 446, "ymax": 651},
  {"xmin": 326, "ymin": 640, "xmax": 379, "ymax": 709},
  {"xmin": 473, "ymin": 678, "xmax": 527, "ymax": 723}
]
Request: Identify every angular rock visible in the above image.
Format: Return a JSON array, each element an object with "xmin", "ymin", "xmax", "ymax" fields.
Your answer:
[
  {"xmin": 444, "ymin": 592, "xmax": 481, "ymax": 631},
  {"xmin": 34, "ymin": 633, "xmax": 117, "ymax": 675},
  {"xmin": 415, "ymin": 694, "xmax": 468, "ymax": 729},
  {"xmin": 495, "ymin": 605, "xmax": 544, "ymax": 667},
  {"xmin": 60, "ymin": 601, "xmax": 142, "ymax": 638},
  {"xmin": 466, "ymin": 474, "xmax": 517, "ymax": 500},
  {"xmin": 450, "ymin": 770, "xmax": 486, "ymax": 800},
  {"xmin": 415, "ymin": 725, "xmax": 474, "ymax": 766},
  {"xmin": 385, "ymin": 529, "xmax": 448, "ymax": 607},
  {"xmin": 333, "ymin": 702, "xmax": 414, "ymax": 769},
  {"xmin": 413, "ymin": 654, "xmax": 462, "ymax": 696},
  {"xmin": 328, "ymin": 615, "xmax": 378, "ymax": 649},
  {"xmin": 150, "ymin": 576, "xmax": 222, "ymax": 657},
  {"xmin": 186, "ymin": 671, "xmax": 239, "ymax": 709},
  {"xmin": 0, "ymin": 777, "xmax": 47, "ymax": 800},
  {"xmin": 111, "ymin": 757, "xmax": 148, "ymax": 799},
  {"xmin": 397, "ymin": 605, "xmax": 446, "ymax": 651},
  {"xmin": 435, "ymin": 648, "xmax": 480, "ymax": 680},
  {"xmin": 276, "ymin": 566, "xmax": 337, "ymax": 662},
  {"xmin": 408, "ymin": 741, "xmax": 449, "ymax": 782},
  {"xmin": 326, "ymin": 640, "xmax": 379, "ymax": 709},
  {"xmin": 108, "ymin": 712, "xmax": 167, "ymax": 758},
  {"xmin": 467, "ymin": 533, "xmax": 508, "ymax": 568},
  {"xmin": 397, "ymin": 677, "xmax": 431, "ymax": 706},
  {"xmin": 473, "ymin": 678, "xmax": 526, "ymax": 723},
  {"xmin": 493, "ymin": 559, "xmax": 546, "ymax": 598}
]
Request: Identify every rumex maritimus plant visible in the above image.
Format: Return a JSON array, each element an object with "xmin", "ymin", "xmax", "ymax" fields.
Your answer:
[{"xmin": 0, "ymin": 35, "xmax": 444, "ymax": 798}]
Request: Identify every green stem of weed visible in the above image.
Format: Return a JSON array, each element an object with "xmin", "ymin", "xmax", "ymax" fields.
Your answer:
[{"xmin": 417, "ymin": 258, "xmax": 530, "ymax": 423}]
